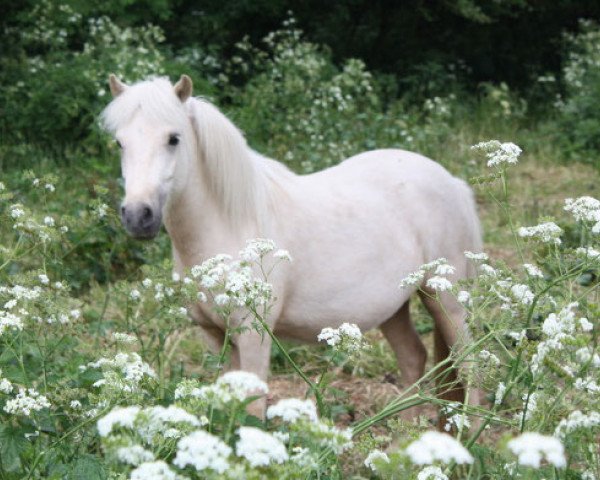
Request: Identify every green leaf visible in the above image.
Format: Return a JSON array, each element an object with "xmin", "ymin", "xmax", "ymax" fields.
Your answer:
[
  {"xmin": 68, "ymin": 454, "xmax": 106, "ymax": 480},
  {"xmin": 0, "ymin": 423, "xmax": 30, "ymax": 473}
]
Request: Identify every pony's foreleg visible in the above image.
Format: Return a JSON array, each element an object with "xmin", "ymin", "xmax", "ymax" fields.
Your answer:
[
  {"xmin": 380, "ymin": 300, "xmax": 428, "ymax": 422},
  {"xmin": 231, "ymin": 329, "xmax": 273, "ymax": 418}
]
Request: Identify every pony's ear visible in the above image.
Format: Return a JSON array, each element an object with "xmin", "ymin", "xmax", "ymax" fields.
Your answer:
[
  {"xmin": 109, "ymin": 74, "xmax": 128, "ymax": 97},
  {"xmin": 174, "ymin": 74, "xmax": 193, "ymax": 102}
]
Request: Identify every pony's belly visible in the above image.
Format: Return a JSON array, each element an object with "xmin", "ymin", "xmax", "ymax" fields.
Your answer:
[{"xmin": 276, "ymin": 286, "xmax": 412, "ymax": 343}]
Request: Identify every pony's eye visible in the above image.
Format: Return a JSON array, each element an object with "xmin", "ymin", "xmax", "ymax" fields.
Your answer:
[
  {"xmin": 116, "ymin": 140, "xmax": 122, "ymax": 149},
  {"xmin": 168, "ymin": 134, "xmax": 180, "ymax": 146}
]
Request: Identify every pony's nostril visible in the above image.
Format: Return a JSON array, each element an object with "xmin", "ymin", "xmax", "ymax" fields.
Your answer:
[
  {"xmin": 142, "ymin": 206, "xmax": 153, "ymax": 220},
  {"xmin": 120, "ymin": 205, "xmax": 126, "ymax": 215}
]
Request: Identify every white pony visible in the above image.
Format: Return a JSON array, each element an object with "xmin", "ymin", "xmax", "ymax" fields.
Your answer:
[{"xmin": 102, "ymin": 74, "xmax": 482, "ymax": 414}]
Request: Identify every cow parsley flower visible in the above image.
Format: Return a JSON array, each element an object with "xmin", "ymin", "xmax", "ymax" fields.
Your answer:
[
  {"xmin": 495, "ymin": 382, "xmax": 507, "ymax": 406},
  {"xmin": 555, "ymin": 410, "xmax": 600, "ymax": 438},
  {"xmin": 471, "ymin": 140, "xmax": 522, "ymax": 167},
  {"xmin": 4, "ymin": 388, "xmax": 50, "ymax": 416},
  {"xmin": 174, "ymin": 430, "xmax": 232, "ymax": 473},
  {"xmin": 576, "ymin": 247, "xmax": 600, "ymax": 261},
  {"xmin": 426, "ymin": 276, "xmax": 453, "ymax": 292},
  {"xmin": 564, "ymin": 196, "xmax": 600, "ymax": 229},
  {"xmin": 523, "ymin": 263, "xmax": 544, "ymax": 278},
  {"xmin": 405, "ymin": 431, "xmax": 473, "ymax": 465},
  {"xmin": 113, "ymin": 332, "xmax": 137, "ymax": 344},
  {"xmin": 0, "ymin": 311, "xmax": 24, "ymax": 336},
  {"xmin": 507, "ymin": 432, "xmax": 566, "ymax": 468},
  {"xmin": 418, "ymin": 466, "xmax": 449, "ymax": 480},
  {"xmin": 305, "ymin": 421, "xmax": 353, "ymax": 454},
  {"xmin": 510, "ymin": 284, "xmax": 534, "ymax": 305},
  {"xmin": 236, "ymin": 427, "xmax": 289, "ymax": 467},
  {"xmin": 318, "ymin": 322, "xmax": 365, "ymax": 354},
  {"xmin": 97, "ymin": 406, "xmax": 140, "ymax": 437},
  {"xmin": 464, "ymin": 251, "xmax": 489, "ymax": 261},
  {"xmin": 266, "ymin": 398, "xmax": 318, "ymax": 423},
  {"xmin": 518, "ymin": 222, "xmax": 563, "ymax": 245},
  {"xmin": 130, "ymin": 461, "xmax": 181, "ymax": 480},
  {"xmin": 116, "ymin": 444, "xmax": 155, "ymax": 466},
  {"xmin": 364, "ymin": 450, "xmax": 390, "ymax": 472},
  {"xmin": 479, "ymin": 350, "xmax": 500, "ymax": 366},
  {"xmin": 188, "ymin": 371, "xmax": 268, "ymax": 406}
]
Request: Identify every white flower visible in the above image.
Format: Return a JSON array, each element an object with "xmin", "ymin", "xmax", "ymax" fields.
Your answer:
[
  {"xmin": 579, "ymin": 317, "xmax": 593, "ymax": 332},
  {"xmin": 113, "ymin": 332, "xmax": 137, "ymax": 344},
  {"xmin": 45, "ymin": 183, "xmax": 55, "ymax": 192},
  {"xmin": 70, "ymin": 400, "xmax": 82, "ymax": 409},
  {"xmin": 274, "ymin": 249, "xmax": 293, "ymax": 261},
  {"xmin": 456, "ymin": 290, "xmax": 471, "ymax": 306},
  {"xmin": 464, "ymin": 251, "xmax": 489, "ymax": 261},
  {"xmin": 304, "ymin": 421, "xmax": 353, "ymax": 453},
  {"xmin": 523, "ymin": 263, "xmax": 544, "ymax": 278},
  {"xmin": 479, "ymin": 264, "xmax": 498, "ymax": 278},
  {"xmin": 518, "ymin": 222, "xmax": 563, "ymax": 245},
  {"xmin": 142, "ymin": 278, "xmax": 153, "ymax": 288},
  {"xmin": 554, "ymin": 410, "xmax": 600, "ymax": 438},
  {"xmin": 404, "ymin": 431, "xmax": 473, "ymax": 465},
  {"xmin": 236, "ymin": 426, "xmax": 289, "ymax": 467},
  {"xmin": 479, "ymin": 350, "xmax": 500, "ymax": 365},
  {"xmin": 418, "ymin": 466, "xmax": 449, "ymax": 480},
  {"xmin": 130, "ymin": 289, "xmax": 141, "ymax": 300},
  {"xmin": 0, "ymin": 378, "xmax": 13, "ymax": 394},
  {"xmin": 266, "ymin": 398, "xmax": 318, "ymax": 423},
  {"xmin": 4, "ymin": 388, "xmax": 51, "ymax": 416},
  {"xmin": 564, "ymin": 196, "xmax": 600, "ymax": 226},
  {"xmin": 130, "ymin": 461, "xmax": 180, "ymax": 480},
  {"xmin": 174, "ymin": 430, "xmax": 231, "ymax": 473},
  {"xmin": 495, "ymin": 382, "xmax": 506, "ymax": 405},
  {"xmin": 443, "ymin": 403, "xmax": 471, "ymax": 432},
  {"xmin": 576, "ymin": 247, "xmax": 600, "ymax": 260},
  {"xmin": 317, "ymin": 323, "xmax": 365, "ymax": 353},
  {"xmin": 364, "ymin": 449, "xmax": 390, "ymax": 472},
  {"xmin": 43, "ymin": 216, "xmax": 55, "ymax": 227},
  {"xmin": 218, "ymin": 370, "xmax": 268, "ymax": 399},
  {"xmin": 97, "ymin": 406, "xmax": 140, "ymax": 437},
  {"xmin": 38, "ymin": 274, "xmax": 49, "ymax": 285},
  {"xmin": 116, "ymin": 444, "xmax": 155, "ymax": 466},
  {"xmin": 399, "ymin": 269, "xmax": 426, "ymax": 288},
  {"xmin": 0, "ymin": 311, "xmax": 24, "ymax": 336},
  {"xmin": 426, "ymin": 276, "xmax": 453, "ymax": 292},
  {"xmin": 507, "ymin": 432, "xmax": 566, "ymax": 468},
  {"xmin": 471, "ymin": 140, "xmax": 522, "ymax": 167},
  {"xmin": 510, "ymin": 284, "xmax": 534, "ymax": 305},
  {"xmin": 9, "ymin": 206, "xmax": 25, "ymax": 219}
]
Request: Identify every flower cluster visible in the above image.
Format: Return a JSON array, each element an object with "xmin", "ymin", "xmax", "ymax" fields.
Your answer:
[
  {"xmin": 317, "ymin": 322, "xmax": 366, "ymax": 354},
  {"xmin": 507, "ymin": 432, "xmax": 566, "ymax": 468},
  {"xmin": 174, "ymin": 370, "xmax": 268, "ymax": 407},
  {"xmin": 189, "ymin": 238, "xmax": 290, "ymax": 311},
  {"xmin": 471, "ymin": 140, "xmax": 522, "ymax": 167},
  {"xmin": 564, "ymin": 196, "xmax": 600, "ymax": 233},
  {"xmin": 398, "ymin": 258, "xmax": 456, "ymax": 291}
]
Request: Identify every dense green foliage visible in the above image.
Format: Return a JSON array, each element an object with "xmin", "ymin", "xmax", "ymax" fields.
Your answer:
[{"xmin": 1, "ymin": 0, "xmax": 600, "ymax": 168}]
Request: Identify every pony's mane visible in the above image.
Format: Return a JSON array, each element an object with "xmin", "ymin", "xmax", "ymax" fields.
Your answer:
[
  {"xmin": 186, "ymin": 97, "xmax": 269, "ymax": 228},
  {"xmin": 101, "ymin": 77, "xmax": 273, "ymax": 229}
]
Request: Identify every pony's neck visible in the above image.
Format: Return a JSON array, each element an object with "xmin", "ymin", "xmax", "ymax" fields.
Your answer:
[{"xmin": 164, "ymin": 98, "xmax": 270, "ymax": 267}]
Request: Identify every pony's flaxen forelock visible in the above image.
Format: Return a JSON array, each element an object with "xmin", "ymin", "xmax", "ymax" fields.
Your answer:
[{"xmin": 100, "ymin": 77, "xmax": 190, "ymax": 134}]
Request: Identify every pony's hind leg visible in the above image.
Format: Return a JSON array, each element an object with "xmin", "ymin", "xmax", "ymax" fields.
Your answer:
[
  {"xmin": 380, "ymin": 300, "xmax": 428, "ymax": 421},
  {"xmin": 418, "ymin": 289, "xmax": 481, "ymax": 429}
]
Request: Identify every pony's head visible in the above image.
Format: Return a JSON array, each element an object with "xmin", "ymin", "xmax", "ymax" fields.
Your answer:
[{"xmin": 101, "ymin": 74, "xmax": 194, "ymax": 239}]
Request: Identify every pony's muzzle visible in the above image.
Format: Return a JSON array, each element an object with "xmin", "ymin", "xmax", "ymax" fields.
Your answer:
[{"xmin": 121, "ymin": 202, "xmax": 162, "ymax": 239}]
